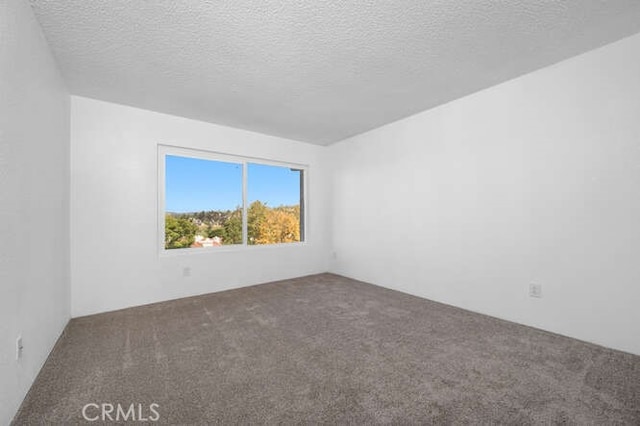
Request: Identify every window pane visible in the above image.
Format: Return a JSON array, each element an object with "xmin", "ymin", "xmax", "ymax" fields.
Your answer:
[
  {"xmin": 247, "ymin": 163, "xmax": 303, "ymax": 245},
  {"xmin": 165, "ymin": 155, "xmax": 243, "ymax": 249}
]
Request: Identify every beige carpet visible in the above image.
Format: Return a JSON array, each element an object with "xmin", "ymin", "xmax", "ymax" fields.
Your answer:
[{"xmin": 13, "ymin": 273, "xmax": 640, "ymax": 424}]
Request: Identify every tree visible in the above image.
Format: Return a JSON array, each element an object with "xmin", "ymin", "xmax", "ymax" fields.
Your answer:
[
  {"xmin": 247, "ymin": 200, "xmax": 268, "ymax": 244},
  {"xmin": 165, "ymin": 214, "xmax": 198, "ymax": 249},
  {"xmin": 222, "ymin": 208, "xmax": 243, "ymax": 244},
  {"xmin": 206, "ymin": 226, "xmax": 225, "ymax": 239},
  {"xmin": 255, "ymin": 209, "xmax": 300, "ymax": 244}
]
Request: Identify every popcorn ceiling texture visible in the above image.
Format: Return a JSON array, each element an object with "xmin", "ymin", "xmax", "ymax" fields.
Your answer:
[{"xmin": 29, "ymin": 1, "xmax": 640, "ymax": 144}]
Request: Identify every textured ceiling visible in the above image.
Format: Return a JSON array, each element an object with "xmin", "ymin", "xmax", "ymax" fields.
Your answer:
[{"xmin": 30, "ymin": 1, "xmax": 640, "ymax": 145}]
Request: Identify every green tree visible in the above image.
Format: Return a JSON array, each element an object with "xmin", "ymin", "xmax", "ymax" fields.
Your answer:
[
  {"xmin": 206, "ymin": 226, "xmax": 225, "ymax": 239},
  {"xmin": 222, "ymin": 208, "xmax": 243, "ymax": 244},
  {"xmin": 247, "ymin": 200, "xmax": 269, "ymax": 244},
  {"xmin": 165, "ymin": 214, "xmax": 198, "ymax": 249}
]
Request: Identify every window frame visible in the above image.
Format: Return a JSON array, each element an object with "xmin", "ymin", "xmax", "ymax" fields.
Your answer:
[{"xmin": 158, "ymin": 144, "xmax": 308, "ymax": 256}]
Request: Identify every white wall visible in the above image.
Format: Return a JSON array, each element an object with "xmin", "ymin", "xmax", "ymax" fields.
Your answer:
[
  {"xmin": 0, "ymin": 0, "xmax": 70, "ymax": 422},
  {"xmin": 329, "ymin": 33, "xmax": 640, "ymax": 355},
  {"xmin": 71, "ymin": 96, "xmax": 331, "ymax": 317}
]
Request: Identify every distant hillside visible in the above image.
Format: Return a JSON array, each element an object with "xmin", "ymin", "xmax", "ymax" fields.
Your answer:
[{"xmin": 166, "ymin": 210, "xmax": 235, "ymax": 227}]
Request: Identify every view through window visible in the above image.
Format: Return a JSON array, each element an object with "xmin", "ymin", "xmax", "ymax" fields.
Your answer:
[{"xmin": 162, "ymin": 150, "xmax": 304, "ymax": 250}]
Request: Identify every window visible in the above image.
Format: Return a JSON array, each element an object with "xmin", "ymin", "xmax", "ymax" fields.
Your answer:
[
  {"xmin": 247, "ymin": 163, "xmax": 305, "ymax": 245},
  {"xmin": 159, "ymin": 146, "xmax": 306, "ymax": 252}
]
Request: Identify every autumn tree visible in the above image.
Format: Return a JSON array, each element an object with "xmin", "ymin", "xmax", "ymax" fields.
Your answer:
[{"xmin": 246, "ymin": 201, "xmax": 300, "ymax": 245}]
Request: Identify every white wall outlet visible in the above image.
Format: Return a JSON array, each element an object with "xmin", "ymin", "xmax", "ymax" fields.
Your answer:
[
  {"xmin": 529, "ymin": 283, "xmax": 542, "ymax": 298},
  {"xmin": 16, "ymin": 335, "xmax": 23, "ymax": 360},
  {"xmin": 182, "ymin": 267, "xmax": 191, "ymax": 277},
  {"xmin": 331, "ymin": 251, "xmax": 337, "ymax": 260}
]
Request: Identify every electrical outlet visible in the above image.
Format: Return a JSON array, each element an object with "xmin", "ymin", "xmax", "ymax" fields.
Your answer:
[
  {"xmin": 183, "ymin": 267, "xmax": 191, "ymax": 277},
  {"xmin": 331, "ymin": 251, "xmax": 337, "ymax": 260},
  {"xmin": 529, "ymin": 283, "xmax": 542, "ymax": 298},
  {"xmin": 16, "ymin": 336, "xmax": 23, "ymax": 360}
]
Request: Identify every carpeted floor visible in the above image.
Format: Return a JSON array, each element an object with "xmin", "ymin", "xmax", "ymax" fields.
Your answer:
[{"xmin": 13, "ymin": 273, "xmax": 640, "ymax": 424}]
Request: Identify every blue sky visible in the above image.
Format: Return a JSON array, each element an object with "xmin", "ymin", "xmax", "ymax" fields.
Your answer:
[{"xmin": 165, "ymin": 155, "xmax": 301, "ymax": 212}]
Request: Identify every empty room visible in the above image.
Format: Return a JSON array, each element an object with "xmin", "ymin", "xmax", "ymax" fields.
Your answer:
[{"xmin": 2, "ymin": 0, "xmax": 640, "ymax": 424}]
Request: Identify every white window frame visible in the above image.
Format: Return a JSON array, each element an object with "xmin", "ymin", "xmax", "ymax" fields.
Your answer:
[{"xmin": 158, "ymin": 144, "xmax": 308, "ymax": 256}]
